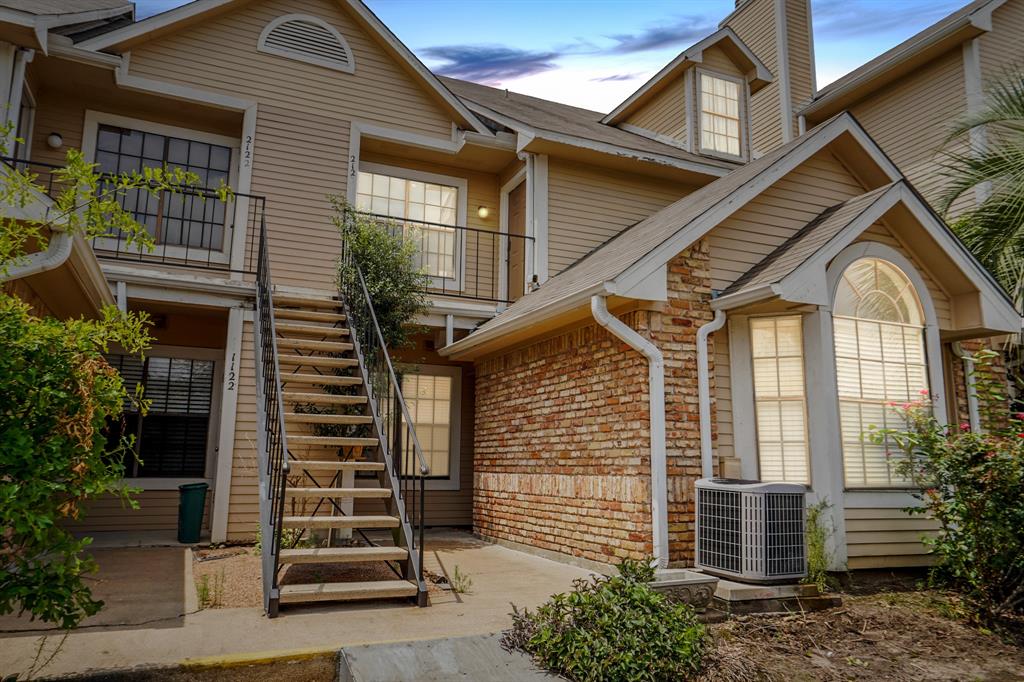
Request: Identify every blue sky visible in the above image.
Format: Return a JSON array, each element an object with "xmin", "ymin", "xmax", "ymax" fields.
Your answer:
[{"xmin": 134, "ymin": 0, "xmax": 966, "ymax": 112}]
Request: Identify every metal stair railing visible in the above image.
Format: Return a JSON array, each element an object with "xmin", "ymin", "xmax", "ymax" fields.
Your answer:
[
  {"xmin": 252, "ymin": 212, "xmax": 290, "ymax": 617},
  {"xmin": 338, "ymin": 214, "xmax": 431, "ymax": 606}
]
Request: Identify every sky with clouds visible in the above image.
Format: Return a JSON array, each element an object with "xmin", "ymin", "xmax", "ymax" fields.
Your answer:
[{"xmin": 134, "ymin": 0, "xmax": 967, "ymax": 113}]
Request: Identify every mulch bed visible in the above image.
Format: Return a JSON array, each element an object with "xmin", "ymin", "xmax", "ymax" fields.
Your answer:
[{"xmin": 699, "ymin": 587, "xmax": 1024, "ymax": 681}]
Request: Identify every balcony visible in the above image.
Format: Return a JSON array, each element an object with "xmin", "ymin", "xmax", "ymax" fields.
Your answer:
[
  {"xmin": 352, "ymin": 211, "xmax": 534, "ymax": 304},
  {"xmin": 3, "ymin": 157, "xmax": 265, "ymax": 275}
]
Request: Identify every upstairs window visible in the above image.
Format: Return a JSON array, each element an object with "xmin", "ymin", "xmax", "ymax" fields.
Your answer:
[
  {"xmin": 751, "ymin": 316, "xmax": 809, "ymax": 484},
  {"xmin": 356, "ymin": 168, "xmax": 462, "ymax": 282},
  {"xmin": 258, "ymin": 14, "xmax": 355, "ymax": 73},
  {"xmin": 698, "ymin": 72, "xmax": 742, "ymax": 157}
]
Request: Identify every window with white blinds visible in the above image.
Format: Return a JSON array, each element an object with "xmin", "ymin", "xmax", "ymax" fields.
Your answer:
[
  {"xmin": 833, "ymin": 258, "xmax": 927, "ymax": 487},
  {"xmin": 401, "ymin": 371, "xmax": 457, "ymax": 479},
  {"xmin": 699, "ymin": 72, "xmax": 742, "ymax": 157},
  {"xmin": 751, "ymin": 316, "xmax": 809, "ymax": 483},
  {"xmin": 106, "ymin": 354, "xmax": 215, "ymax": 478}
]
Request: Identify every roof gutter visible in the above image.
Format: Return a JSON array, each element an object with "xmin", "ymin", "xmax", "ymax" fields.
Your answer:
[
  {"xmin": 697, "ymin": 309, "xmax": 727, "ymax": 479},
  {"xmin": 591, "ymin": 294, "xmax": 669, "ymax": 568},
  {"xmin": 2, "ymin": 230, "xmax": 72, "ymax": 281}
]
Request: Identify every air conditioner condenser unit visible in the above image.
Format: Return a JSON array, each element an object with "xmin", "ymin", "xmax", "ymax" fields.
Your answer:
[{"xmin": 695, "ymin": 478, "xmax": 807, "ymax": 583}]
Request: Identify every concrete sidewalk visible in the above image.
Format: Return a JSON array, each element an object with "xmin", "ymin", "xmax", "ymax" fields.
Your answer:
[{"xmin": 0, "ymin": 532, "xmax": 592, "ymax": 679}]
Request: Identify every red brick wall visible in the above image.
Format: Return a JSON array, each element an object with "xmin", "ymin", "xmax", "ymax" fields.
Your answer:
[
  {"xmin": 949, "ymin": 339, "xmax": 1011, "ymax": 431},
  {"xmin": 473, "ymin": 241, "xmax": 714, "ymax": 566}
]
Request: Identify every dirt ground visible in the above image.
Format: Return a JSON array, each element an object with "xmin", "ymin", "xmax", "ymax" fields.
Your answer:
[
  {"xmin": 192, "ymin": 544, "xmax": 447, "ymax": 609},
  {"xmin": 700, "ymin": 574, "xmax": 1024, "ymax": 682}
]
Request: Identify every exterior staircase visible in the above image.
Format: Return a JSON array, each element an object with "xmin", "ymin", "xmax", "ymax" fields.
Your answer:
[{"xmin": 252, "ymin": 219, "xmax": 430, "ymax": 617}]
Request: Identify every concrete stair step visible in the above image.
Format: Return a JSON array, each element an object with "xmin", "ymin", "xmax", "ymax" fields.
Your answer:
[
  {"xmin": 277, "ymin": 322, "xmax": 350, "ymax": 337},
  {"xmin": 274, "ymin": 309, "xmax": 347, "ymax": 323},
  {"xmin": 279, "ymin": 580, "xmax": 417, "ymax": 604},
  {"xmin": 288, "ymin": 460, "xmax": 384, "ymax": 472},
  {"xmin": 282, "ymin": 515, "xmax": 400, "ymax": 530},
  {"xmin": 286, "ymin": 487, "xmax": 392, "ymax": 499},
  {"xmin": 280, "ymin": 373, "xmax": 361, "ymax": 387},
  {"xmin": 278, "ymin": 355, "xmax": 358, "ymax": 370},
  {"xmin": 277, "ymin": 338, "xmax": 353, "ymax": 353},
  {"xmin": 284, "ymin": 392, "xmax": 367, "ymax": 406},
  {"xmin": 284, "ymin": 412, "xmax": 372, "ymax": 425},
  {"xmin": 273, "ymin": 294, "xmax": 341, "ymax": 310},
  {"xmin": 278, "ymin": 546, "xmax": 407, "ymax": 565}
]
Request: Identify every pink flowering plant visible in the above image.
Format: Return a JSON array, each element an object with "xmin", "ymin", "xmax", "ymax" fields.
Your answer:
[{"xmin": 870, "ymin": 350, "xmax": 1024, "ymax": 623}]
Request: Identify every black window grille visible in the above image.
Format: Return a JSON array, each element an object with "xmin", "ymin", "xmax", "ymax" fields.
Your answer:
[
  {"xmin": 94, "ymin": 124, "xmax": 232, "ymax": 250},
  {"xmin": 106, "ymin": 354, "xmax": 215, "ymax": 478}
]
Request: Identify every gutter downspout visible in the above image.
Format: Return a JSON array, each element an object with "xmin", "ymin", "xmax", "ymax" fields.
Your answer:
[
  {"xmin": 952, "ymin": 342, "xmax": 981, "ymax": 432},
  {"xmin": 697, "ymin": 310, "xmax": 727, "ymax": 479},
  {"xmin": 1, "ymin": 230, "xmax": 72, "ymax": 281},
  {"xmin": 591, "ymin": 295, "xmax": 669, "ymax": 568}
]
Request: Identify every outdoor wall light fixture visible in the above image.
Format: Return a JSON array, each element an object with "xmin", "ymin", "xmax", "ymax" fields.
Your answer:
[
  {"xmin": 46, "ymin": 133, "xmax": 63, "ymax": 150},
  {"xmin": 477, "ymin": 205, "xmax": 490, "ymax": 219}
]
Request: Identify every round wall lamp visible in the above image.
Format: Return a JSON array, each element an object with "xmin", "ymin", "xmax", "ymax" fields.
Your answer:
[
  {"xmin": 477, "ymin": 205, "xmax": 490, "ymax": 219},
  {"xmin": 46, "ymin": 133, "xmax": 63, "ymax": 150}
]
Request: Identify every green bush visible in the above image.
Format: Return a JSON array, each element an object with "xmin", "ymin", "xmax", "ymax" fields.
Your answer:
[
  {"xmin": 502, "ymin": 558, "xmax": 708, "ymax": 681},
  {"xmin": 873, "ymin": 350, "xmax": 1024, "ymax": 622},
  {"xmin": 332, "ymin": 198, "xmax": 429, "ymax": 351}
]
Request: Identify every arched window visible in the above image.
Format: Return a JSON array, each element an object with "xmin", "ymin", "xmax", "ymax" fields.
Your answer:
[
  {"xmin": 258, "ymin": 14, "xmax": 355, "ymax": 73},
  {"xmin": 833, "ymin": 258, "xmax": 927, "ymax": 487}
]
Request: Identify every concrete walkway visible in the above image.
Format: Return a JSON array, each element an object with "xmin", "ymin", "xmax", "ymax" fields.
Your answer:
[{"xmin": 0, "ymin": 531, "xmax": 593, "ymax": 679}]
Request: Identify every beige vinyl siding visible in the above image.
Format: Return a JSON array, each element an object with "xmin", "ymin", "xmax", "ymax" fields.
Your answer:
[
  {"xmin": 624, "ymin": 75, "xmax": 687, "ymax": 144},
  {"xmin": 724, "ymin": 0, "xmax": 783, "ymax": 155},
  {"xmin": 359, "ymin": 152, "xmax": 501, "ymax": 301},
  {"xmin": 69, "ymin": 491, "xmax": 211, "ymax": 534},
  {"xmin": 979, "ymin": 0, "xmax": 1024, "ymax": 84},
  {"xmin": 707, "ymin": 148, "xmax": 867, "ymax": 291},
  {"xmin": 845, "ymin": 506, "xmax": 938, "ymax": 569},
  {"xmin": 701, "ymin": 45, "xmax": 744, "ymax": 77},
  {"xmin": 785, "ymin": 0, "xmax": 815, "ymax": 131},
  {"xmin": 849, "ymin": 49, "xmax": 966, "ymax": 204},
  {"xmin": 126, "ymin": 0, "xmax": 461, "ymax": 291},
  {"xmin": 854, "ymin": 223, "xmax": 953, "ymax": 329},
  {"xmin": 227, "ymin": 325, "xmax": 259, "ymax": 540},
  {"xmin": 547, "ymin": 159, "xmax": 694, "ymax": 275}
]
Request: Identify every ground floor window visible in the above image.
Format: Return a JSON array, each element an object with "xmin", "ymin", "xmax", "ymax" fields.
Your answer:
[
  {"xmin": 750, "ymin": 315, "xmax": 809, "ymax": 483},
  {"xmin": 106, "ymin": 354, "xmax": 216, "ymax": 478},
  {"xmin": 400, "ymin": 365, "xmax": 461, "ymax": 486}
]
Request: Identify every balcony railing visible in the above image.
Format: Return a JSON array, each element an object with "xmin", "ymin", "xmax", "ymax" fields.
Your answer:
[
  {"xmin": 2, "ymin": 157, "xmax": 265, "ymax": 275},
  {"xmin": 355, "ymin": 211, "xmax": 534, "ymax": 304}
]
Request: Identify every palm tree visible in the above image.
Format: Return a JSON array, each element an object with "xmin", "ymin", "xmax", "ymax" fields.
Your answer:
[{"xmin": 939, "ymin": 70, "xmax": 1024, "ymax": 311}]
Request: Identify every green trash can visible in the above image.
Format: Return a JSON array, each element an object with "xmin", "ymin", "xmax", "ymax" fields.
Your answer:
[{"xmin": 177, "ymin": 482, "xmax": 209, "ymax": 544}]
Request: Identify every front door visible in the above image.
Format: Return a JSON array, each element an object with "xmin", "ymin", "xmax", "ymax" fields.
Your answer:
[{"xmin": 507, "ymin": 181, "xmax": 526, "ymax": 302}]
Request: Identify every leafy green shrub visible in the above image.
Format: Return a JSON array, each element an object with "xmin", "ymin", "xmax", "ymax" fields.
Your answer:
[
  {"xmin": 873, "ymin": 351, "xmax": 1024, "ymax": 622},
  {"xmin": 502, "ymin": 558, "xmax": 708, "ymax": 681},
  {"xmin": 332, "ymin": 198, "xmax": 429, "ymax": 350},
  {"xmin": 803, "ymin": 499, "xmax": 837, "ymax": 593}
]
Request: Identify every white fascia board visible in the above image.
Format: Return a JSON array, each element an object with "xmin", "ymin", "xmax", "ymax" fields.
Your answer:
[
  {"xmin": 102, "ymin": 264, "xmax": 255, "ymax": 301},
  {"xmin": 611, "ymin": 115, "xmax": 901, "ymax": 296},
  {"xmin": 48, "ymin": 39, "xmax": 122, "ymax": 68},
  {"xmin": 463, "ymin": 99, "xmax": 731, "ymax": 178},
  {"xmin": 351, "ymin": 120, "xmax": 464, "ymax": 154},
  {"xmin": 439, "ymin": 281, "xmax": 611, "ymax": 358},
  {"xmin": 38, "ymin": 5, "xmax": 134, "ymax": 31},
  {"xmin": 710, "ymin": 284, "xmax": 778, "ymax": 310},
  {"xmin": 78, "ymin": 0, "xmax": 236, "ymax": 51}
]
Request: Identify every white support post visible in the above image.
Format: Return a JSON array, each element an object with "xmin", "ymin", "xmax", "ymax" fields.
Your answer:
[{"xmin": 211, "ymin": 305, "xmax": 244, "ymax": 543}]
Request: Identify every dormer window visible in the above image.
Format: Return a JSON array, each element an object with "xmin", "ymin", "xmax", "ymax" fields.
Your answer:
[{"xmin": 698, "ymin": 71, "xmax": 743, "ymax": 158}]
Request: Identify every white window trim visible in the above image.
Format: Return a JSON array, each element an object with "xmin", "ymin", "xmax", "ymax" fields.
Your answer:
[
  {"xmin": 14, "ymin": 80, "xmax": 35, "ymax": 161},
  {"xmin": 112, "ymin": 344, "xmax": 224, "ymax": 491},
  {"xmin": 749, "ymin": 314, "xmax": 811, "ymax": 485},
  {"xmin": 81, "ymin": 110, "xmax": 241, "ymax": 266},
  {"xmin": 358, "ymin": 161, "xmax": 469, "ymax": 293},
  {"xmin": 694, "ymin": 67, "xmax": 747, "ymax": 162},
  {"xmin": 403, "ymin": 364, "xmax": 462, "ymax": 491},
  {"xmin": 257, "ymin": 13, "xmax": 355, "ymax": 75}
]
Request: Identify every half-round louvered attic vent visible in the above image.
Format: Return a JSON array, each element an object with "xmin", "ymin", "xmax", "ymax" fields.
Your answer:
[{"xmin": 258, "ymin": 13, "xmax": 355, "ymax": 73}]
